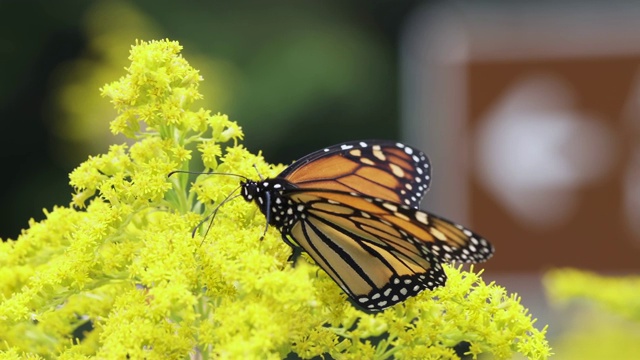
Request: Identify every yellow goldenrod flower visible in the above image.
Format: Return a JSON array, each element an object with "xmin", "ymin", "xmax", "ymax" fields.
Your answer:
[
  {"xmin": 545, "ymin": 268, "xmax": 640, "ymax": 322},
  {"xmin": 545, "ymin": 269, "xmax": 640, "ymax": 359},
  {"xmin": 0, "ymin": 39, "xmax": 551, "ymax": 359}
]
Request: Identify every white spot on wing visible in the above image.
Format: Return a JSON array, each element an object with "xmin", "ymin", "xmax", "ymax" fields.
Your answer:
[
  {"xmin": 382, "ymin": 203, "xmax": 398, "ymax": 212},
  {"xmin": 415, "ymin": 212, "xmax": 429, "ymax": 224}
]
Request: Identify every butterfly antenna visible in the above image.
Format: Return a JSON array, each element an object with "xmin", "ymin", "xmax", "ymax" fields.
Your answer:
[
  {"xmin": 252, "ymin": 164, "xmax": 265, "ymax": 181},
  {"xmin": 193, "ymin": 185, "xmax": 243, "ymax": 247},
  {"xmin": 168, "ymin": 170, "xmax": 250, "ymax": 181}
]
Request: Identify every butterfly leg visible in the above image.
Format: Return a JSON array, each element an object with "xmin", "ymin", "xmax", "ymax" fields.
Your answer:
[
  {"xmin": 280, "ymin": 234, "xmax": 303, "ymax": 265},
  {"xmin": 287, "ymin": 246, "xmax": 303, "ymax": 266}
]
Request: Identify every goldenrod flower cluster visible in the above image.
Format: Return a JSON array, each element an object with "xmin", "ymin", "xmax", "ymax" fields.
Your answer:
[
  {"xmin": 545, "ymin": 269, "xmax": 640, "ymax": 358},
  {"xmin": 0, "ymin": 39, "xmax": 550, "ymax": 359},
  {"xmin": 546, "ymin": 268, "xmax": 640, "ymax": 322}
]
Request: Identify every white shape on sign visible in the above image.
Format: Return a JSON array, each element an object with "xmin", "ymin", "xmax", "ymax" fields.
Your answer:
[{"xmin": 475, "ymin": 74, "xmax": 616, "ymax": 228}]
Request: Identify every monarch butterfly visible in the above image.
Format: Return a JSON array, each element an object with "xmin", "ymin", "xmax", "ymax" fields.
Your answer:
[{"xmin": 195, "ymin": 140, "xmax": 494, "ymax": 312}]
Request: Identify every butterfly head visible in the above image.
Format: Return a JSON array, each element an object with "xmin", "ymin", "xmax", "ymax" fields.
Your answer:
[
  {"xmin": 239, "ymin": 179, "xmax": 258, "ymax": 202},
  {"xmin": 240, "ymin": 178, "xmax": 298, "ymax": 227}
]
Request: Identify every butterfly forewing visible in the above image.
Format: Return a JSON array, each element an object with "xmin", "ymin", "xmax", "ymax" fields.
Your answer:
[
  {"xmin": 279, "ymin": 140, "xmax": 431, "ymax": 209},
  {"xmin": 288, "ymin": 189, "xmax": 494, "ymax": 263},
  {"xmin": 286, "ymin": 192, "xmax": 446, "ymax": 311}
]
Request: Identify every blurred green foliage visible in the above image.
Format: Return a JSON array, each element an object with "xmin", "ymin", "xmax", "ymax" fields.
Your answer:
[{"xmin": 0, "ymin": 0, "xmax": 419, "ymax": 239}]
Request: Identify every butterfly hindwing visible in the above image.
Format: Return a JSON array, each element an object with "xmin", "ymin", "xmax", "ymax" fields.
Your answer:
[{"xmin": 282, "ymin": 189, "xmax": 491, "ymax": 311}]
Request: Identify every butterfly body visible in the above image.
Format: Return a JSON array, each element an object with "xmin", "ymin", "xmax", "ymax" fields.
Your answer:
[
  {"xmin": 236, "ymin": 140, "xmax": 494, "ymax": 312},
  {"xmin": 240, "ymin": 178, "xmax": 300, "ymax": 229}
]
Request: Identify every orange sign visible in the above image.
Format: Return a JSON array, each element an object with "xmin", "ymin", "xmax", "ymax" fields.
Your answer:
[{"xmin": 402, "ymin": 5, "xmax": 640, "ymax": 272}]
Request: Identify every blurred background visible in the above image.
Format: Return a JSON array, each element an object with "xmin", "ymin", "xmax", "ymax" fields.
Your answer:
[
  {"xmin": 2, "ymin": 0, "xmax": 640, "ymax": 357},
  {"xmin": 0, "ymin": 0, "xmax": 414, "ymax": 239}
]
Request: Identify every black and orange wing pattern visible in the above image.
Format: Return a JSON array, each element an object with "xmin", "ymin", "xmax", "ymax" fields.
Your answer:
[
  {"xmin": 239, "ymin": 140, "xmax": 494, "ymax": 312},
  {"xmin": 281, "ymin": 189, "xmax": 492, "ymax": 311},
  {"xmin": 278, "ymin": 140, "xmax": 431, "ymax": 209}
]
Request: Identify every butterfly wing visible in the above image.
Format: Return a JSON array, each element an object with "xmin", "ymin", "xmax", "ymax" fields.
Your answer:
[
  {"xmin": 278, "ymin": 140, "xmax": 431, "ymax": 209},
  {"xmin": 282, "ymin": 189, "xmax": 494, "ymax": 312}
]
